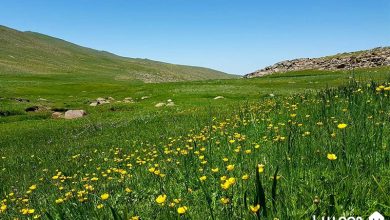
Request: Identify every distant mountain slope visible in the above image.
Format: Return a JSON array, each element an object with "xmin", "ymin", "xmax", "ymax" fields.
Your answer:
[
  {"xmin": 0, "ymin": 25, "xmax": 235, "ymax": 82},
  {"xmin": 245, "ymin": 47, "xmax": 390, "ymax": 78}
]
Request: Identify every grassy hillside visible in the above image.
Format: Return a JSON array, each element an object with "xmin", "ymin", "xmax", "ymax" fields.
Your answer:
[{"xmin": 0, "ymin": 25, "xmax": 235, "ymax": 82}]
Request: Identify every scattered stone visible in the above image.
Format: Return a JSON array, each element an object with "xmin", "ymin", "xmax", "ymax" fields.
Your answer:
[
  {"xmin": 141, "ymin": 96, "xmax": 150, "ymax": 100},
  {"xmin": 25, "ymin": 106, "xmax": 50, "ymax": 112},
  {"xmin": 89, "ymin": 97, "xmax": 111, "ymax": 106},
  {"xmin": 12, "ymin": 98, "xmax": 30, "ymax": 102},
  {"xmin": 64, "ymin": 110, "xmax": 86, "ymax": 119},
  {"xmin": 155, "ymin": 103, "xmax": 166, "ymax": 107},
  {"xmin": 51, "ymin": 112, "xmax": 64, "ymax": 119},
  {"xmin": 108, "ymin": 97, "xmax": 115, "ymax": 101},
  {"xmin": 123, "ymin": 97, "xmax": 134, "ymax": 103},
  {"xmin": 166, "ymin": 102, "xmax": 175, "ymax": 107},
  {"xmin": 96, "ymin": 97, "xmax": 106, "ymax": 102},
  {"xmin": 167, "ymin": 99, "xmax": 173, "ymax": 102},
  {"xmin": 38, "ymin": 98, "xmax": 48, "ymax": 101},
  {"xmin": 214, "ymin": 96, "xmax": 225, "ymax": 100}
]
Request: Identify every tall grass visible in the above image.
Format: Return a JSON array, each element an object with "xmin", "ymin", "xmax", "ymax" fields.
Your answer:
[{"xmin": 0, "ymin": 80, "xmax": 389, "ymax": 219}]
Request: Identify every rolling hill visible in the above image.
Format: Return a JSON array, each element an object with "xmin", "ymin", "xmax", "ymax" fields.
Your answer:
[{"xmin": 0, "ymin": 25, "xmax": 235, "ymax": 82}]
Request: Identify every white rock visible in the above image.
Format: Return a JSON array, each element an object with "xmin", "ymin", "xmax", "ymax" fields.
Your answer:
[
  {"xmin": 64, "ymin": 110, "xmax": 86, "ymax": 119},
  {"xmin": 214, "ymin": 96, "xmax": 225, "ymax": 100},
  {"xmin": 51, "ymin": 112, "xmax": 63, "ymax": 119},
  {"xmin": 155, "ymin": 103, "xmax": 166, "ymax": 107},
  {"xmin": 166, "ymin": 102, "xmax": 175, "ymax": 107}
]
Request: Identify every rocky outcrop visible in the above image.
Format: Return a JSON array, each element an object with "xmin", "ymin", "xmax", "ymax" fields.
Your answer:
[{"xmin": 245, "ymin": 47, "xmax": 390, "ymax": 78}]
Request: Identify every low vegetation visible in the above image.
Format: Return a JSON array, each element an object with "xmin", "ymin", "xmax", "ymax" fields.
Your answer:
[{"xmin": 1, "ymin": 66, "xmax": 390, "ymax": 219}]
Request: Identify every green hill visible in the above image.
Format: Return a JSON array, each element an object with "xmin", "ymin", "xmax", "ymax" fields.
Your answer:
[{"xmin": 0, "ymin": 25, "xmax": 235, "ymax": 82}]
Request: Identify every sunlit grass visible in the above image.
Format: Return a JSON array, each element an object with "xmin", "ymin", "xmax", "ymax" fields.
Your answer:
[{"xmin": 1, "ymin": 79, "xmax": 389, "ymax": 219}]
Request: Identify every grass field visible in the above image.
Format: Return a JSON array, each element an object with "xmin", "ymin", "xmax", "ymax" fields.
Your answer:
[{"xmin": 1, "ymin": 67, "xmax": 390, "ymax": 219}]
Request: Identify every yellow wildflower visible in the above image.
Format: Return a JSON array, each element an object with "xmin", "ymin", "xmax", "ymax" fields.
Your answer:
[
  {"xmin": 55, "ymin": 198, "xmax": 64, "ymax": 204},
  {"xmin": 327, "ymin": 153, "xmax": 337, "ymax": 161},
  {"xmin": 337, "ymin": 123, "xmax": 347, "ymax": 129},
  {"xmin": 156, "ymin": 194, "xmax": 167, "ymax": 204},
  {"xmin": 220, "ymin": 197, "xmax": 230, "ymax": 204},
  {"xmin": 1, "ymin": 204, "xmax": 7, "ymax": 213},
  {"xmin": 250, "ymin": 204, "xmax": 260, "ymax": 213},
  {"xmin": 177, "ymin": 206, "xmax": 188, "ymax": 215},
  {"xmin": 258, "ymin": 164, "xmax": 265, "ymax": 173},
  {"xmin": 226, "ymin": 164, "xmax": 235, "ymax": 171},
  {"xmin": 100, "ymin": 193, "xmax": 110, "ymax": 200},
  {"xmin": 227, "ymin": 177, "xmax": 236, "ymax": 185},
  {"xmin": 21, "ymin": 208, "xmax": 35, "ymax": 215}
]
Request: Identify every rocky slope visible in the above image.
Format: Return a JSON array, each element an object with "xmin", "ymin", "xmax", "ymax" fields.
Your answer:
[{"xmin": 245, "ymin": 47, "xmax": 390, "ymax": 78}]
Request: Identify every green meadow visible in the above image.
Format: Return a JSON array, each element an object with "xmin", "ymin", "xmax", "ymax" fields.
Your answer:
[{"xmin": 1, "ymin": 67, "xmax": 390, "ymax": 219}]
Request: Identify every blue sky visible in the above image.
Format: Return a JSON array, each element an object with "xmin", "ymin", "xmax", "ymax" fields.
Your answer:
[{"xmin": 1, "ymin": 0, "xmax": 389, "ymax": 75}]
